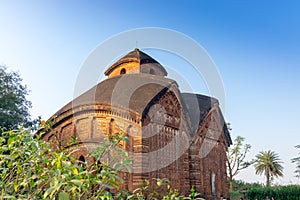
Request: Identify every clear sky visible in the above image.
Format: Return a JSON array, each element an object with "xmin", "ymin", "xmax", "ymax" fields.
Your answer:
[{"xmin": 0, "ymin": 0, "xmax": 299, "ymax": 185}]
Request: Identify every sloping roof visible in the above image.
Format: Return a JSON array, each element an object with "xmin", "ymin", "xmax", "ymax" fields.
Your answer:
[
  {"xmin": 181, "ymin": 93, "xmax": 232, "ymax": 145},
  {"xmin": 104, "ymin": 48, "xmax": 168, "ymax": 76},
  {"xmin": 55, "ymin": 73, "xmax": 176, "ymax": 116},
  {"xmin": 181, "ymin": 93, "xmax": 218, "ymax": 136}
]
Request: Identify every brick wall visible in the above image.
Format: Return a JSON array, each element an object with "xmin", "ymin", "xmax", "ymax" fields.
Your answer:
[{"xmin": 43, "ymin": 94, "xmax": 229, "ymax": 199}]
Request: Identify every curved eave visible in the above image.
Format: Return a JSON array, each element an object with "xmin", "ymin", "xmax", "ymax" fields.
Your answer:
[{"xmin": 104, "ymin": 57, "xmax": 139, "ymax": 75}]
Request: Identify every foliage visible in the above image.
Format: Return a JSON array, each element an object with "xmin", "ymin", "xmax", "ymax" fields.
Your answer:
[
  {"xmin": 122, "ymin": 179, "xmax": 204, "ymax": 199},
  {"xmin": 291, "ymin": 145, "xmax": 300, "ymax": 178},
  {"xmin": 229, "ymin": 190, "xmax": 242, "ymax": 200},
  {"xmin": 0, "ymin": 66, "xmax": 39, "ymax": 131},
  {"xmin": 0, "ymin": 127, "xmax": 131, "ymax": 199},
  {"xmin": 184, "ymin": 187, "xmax": 205, "ymax": 200},
  {"xmin": 246, "ymin": 185, "xmax": 300, "ymax": 200},
  {"xmin": 228, "ymin": 179, "xmax": 263, "ymax": 200},
  {"xmin": 129, "ymin": 178, "xmax": 172, "ymax": 199},
  {"xmin": 0, "ymin": 127, "xmax": 206, "ymax": 199},
  {"xmin": 254, "ymin": 150, "xmax": 284, "ymax": 187},
  {"xmin": 226, "ymin": 134, "xmax": 252, "ymax": 190},
  {"xmin": 231, "ymin": 179, "xmax": 263, "ymax": 191}
]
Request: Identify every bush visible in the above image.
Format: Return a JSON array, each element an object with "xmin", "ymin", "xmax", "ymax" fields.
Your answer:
[
  {"xmin": 229, "ymin": 190, "xmax": 242, "ymax": 200},
  {"xmin": 0, "ymin": 128, "xmax": 131, "ymax": 199},
  {"xmin": 247, "ymin": 185, "xmax": 300, "ymax": 200},
  {"xmin": 229, "ymin": 179, "xmax": 263, "ymax": 200},
  {"xmin": 0, "ymin": 127, "xmax": 205, "ymax": 199}
]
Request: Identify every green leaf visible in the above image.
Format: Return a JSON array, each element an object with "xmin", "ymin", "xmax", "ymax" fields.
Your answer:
[
  {"xmin": 62, "ymin": 161, "xmax": 71, "ymax": 167},
  {"xmin": 44, "ymin": 186, "xmax": 55, "ymax": 199},
  {"xmin": 1, "ymin": 196, "xmax": 17, "ymax": 200},
  {"xmin": 58, "ymin": 192, "xmax": 70, "ymax": 200},
  {"xmin": 103, "ymin": 183, "xmax": 114, "ymax": 189},
  {"xmin": 157, "ymin": 179, "xmax": 162, "ymax": 187},
  {"xmin": 124, "ymin": 137, "xmax": 130, "ymax": 143},
  {"xmin": 115, "ymin": 175, "xmax": 124, "ymax": 183},
  {"xmin": 70, "ymin": 179, "xmax": 83, "ymax": 187},
  {"xmin": 0, "ymin": 154, "xmax": 14, "ymax": 161}
]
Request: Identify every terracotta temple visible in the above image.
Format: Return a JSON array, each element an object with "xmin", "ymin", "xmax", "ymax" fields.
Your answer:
[{"xmin": 41, "ymin": 49, "xmax": 232, "ymax": 199}]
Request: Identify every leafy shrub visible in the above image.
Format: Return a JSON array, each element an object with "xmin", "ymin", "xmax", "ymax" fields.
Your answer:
[
  {"xmin": 0, "ymin": 128, "xmax": 131, "ymax": 199},
  {"xmin": 229, "ymin": 190, "xmax": 242, "ymax": 200},
  {"xmin": 0, "ymin": 127, "xmax": 206, "ymax": 199},
  {"xmin": 247, "ymin": 185, "xmax": 300, "ymax": 200}
]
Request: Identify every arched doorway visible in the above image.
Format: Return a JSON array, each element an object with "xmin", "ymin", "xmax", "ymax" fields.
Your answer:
[{"xmin": 79, "ymin": 155, "xmax": 85, "ymax": 167}]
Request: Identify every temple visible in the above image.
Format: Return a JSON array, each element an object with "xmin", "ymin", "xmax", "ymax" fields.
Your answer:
[{"xmin": 41, "ymin": 49, "xmax": 232, "ymax": 199}]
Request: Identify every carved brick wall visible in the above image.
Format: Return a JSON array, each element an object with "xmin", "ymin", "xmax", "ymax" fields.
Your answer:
[
  {"xmin": 43, "ymin": 92, "xmax": 230, "ymax": 199},
  {"xmin": 189, "ymin": 109, "xmax": 230, "ymax": 199}
]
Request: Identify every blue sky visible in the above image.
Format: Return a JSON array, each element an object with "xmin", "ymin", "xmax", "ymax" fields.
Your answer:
[{"xmin": 0, "ymin": 0, "xmax": 299, "ymax": 184}]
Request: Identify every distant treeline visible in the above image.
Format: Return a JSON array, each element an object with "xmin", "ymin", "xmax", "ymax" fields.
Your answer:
[
  {"xmin": 247, "ymin": 185, "xmax": 300, "ymax": 200},
  {"xmin": 229, "ymin": 180, "xmax": 300, "ymax": 200}
]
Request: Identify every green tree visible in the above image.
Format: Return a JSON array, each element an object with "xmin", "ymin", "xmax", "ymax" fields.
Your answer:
[
  {"xmin": 226, "ymin": 135, "xmax": 252, "ymax": 191},
  {"xmin": 291, "ymin": 145, "xmax": 300, "ymax": 178},
  {"xmin": 0, "ymin": 66, "xmax": 37, "ymax": 131},
  {"xmin": 254, "ymin": 150, "xmax": 284, "ymax": 187}
]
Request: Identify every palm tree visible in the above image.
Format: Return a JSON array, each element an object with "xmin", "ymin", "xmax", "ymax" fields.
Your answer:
[
  {"xmin": 254, "ymin": 150, "xmax": 284, "ymax": 187},
  {"xmin": 291, "ymin": 145, "xmax": 300, "ymax": 177}
]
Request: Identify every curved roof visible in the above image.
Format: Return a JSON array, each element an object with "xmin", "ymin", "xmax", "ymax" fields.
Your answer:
[
  {"xmin": 50, "ymin": 74, "xmax": 231, "ymax": 145},
  {"xmin": 104, "ymin": 48, "xmax": 168, "ymax": 76},
  {"xmin": 56, "ymin": 74, "xmax": 176, "ymax": 116}
]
